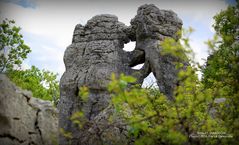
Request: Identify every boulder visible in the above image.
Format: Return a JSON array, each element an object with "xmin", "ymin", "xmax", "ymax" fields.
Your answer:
[{"xmin": 0, "ymin": 74, "xmax": 58, "ymax": 145}]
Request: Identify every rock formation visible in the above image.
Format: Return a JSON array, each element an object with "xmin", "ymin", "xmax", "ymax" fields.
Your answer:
[
  {"xmin": 58, "ymin": 14, "xmax": 149, "ymax": 145},
  {"xmin": 58, "ymin": 4, "xmax": 185, "ymax": 145},
  {"xmin": 0, "ymin": 74, "xmax": 58, "ymax": 145},
  {"xmin": 130, "ymin": 4, "xmax": 185, "ymax": 100}
]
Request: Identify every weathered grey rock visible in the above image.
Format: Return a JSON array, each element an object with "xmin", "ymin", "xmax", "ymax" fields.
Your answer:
[
  {"xmin": 0, "ymin": 74, "xmax": 58, "ymax": 145},
  {"xmin": 59, "ymin": 4, "xmax": 185, "ymax": 145},
  {"xmin": 76, "ymin": 105, "xmax": 130, "ymax": 145},
  {"xmin": 58, "ymin": 14, "xmax": 149, "ymax": 145},
  {"xmin": 130, "ymin": 4, "xmax": 186, "ymax": 99},
  {"xmin": 209, "ymin": 98, "xmax": 227, "ymax": 118}
]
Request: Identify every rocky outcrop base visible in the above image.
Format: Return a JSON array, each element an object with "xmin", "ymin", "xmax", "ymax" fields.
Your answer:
[{"xmin": 0, "ymin": 74, "xmax": 58, "ymax": 145}]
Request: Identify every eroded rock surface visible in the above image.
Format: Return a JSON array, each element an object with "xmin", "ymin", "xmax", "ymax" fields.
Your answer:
[
  {"xmin": 0, "ymin": 74, "xmax": 58, "ymax": 145},
  {"xmin": 130, "ymin": 4, "xmax": 186, "ymax": 99},
  {"xmin": 58, "ymin": 14, "xmax": 149, "ymax": 145},
  {"xmin": 59, "ymin": 4, "xmax": 185, "ymax": 145}
]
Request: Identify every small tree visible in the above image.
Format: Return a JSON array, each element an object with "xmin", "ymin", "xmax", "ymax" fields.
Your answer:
[
  {"xmin": 0, "ymin": 19, "xmax": 31, "ymax": 72},
  {"xmin": 202, "ymin": 2, "xmax": 239, "ymax": 143},
  {"xmin": 107, "ymin": 29, "xmax": 227, "ymax": 145}
]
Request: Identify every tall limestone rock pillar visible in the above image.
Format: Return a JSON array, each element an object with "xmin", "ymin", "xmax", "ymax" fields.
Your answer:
[
  {"xmin": 58, "ymin": 14, "xmax": 148, "ymax": 145},
  {"xmin": 130, "ymin": 4, "xmax": 185, "ymax": 100}
]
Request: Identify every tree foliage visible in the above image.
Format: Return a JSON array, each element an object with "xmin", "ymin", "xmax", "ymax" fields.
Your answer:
[
  {"xmin": 202, "ymin": 2, "xmax": 239, "ymax": 144},
  {"xmin": 7, "ymin": 66, "xmax": 60, "ymax": 104},
  {"xmin": 0, "ymin": 19, "xmax": 31, "ymax": 72},
  {"xmin": 213, "ymin": 1, "xmax": 239, "ymax": 46},
  {"xmin": 0, "ymin": 18, "xmax": 59, "ymax": 104},
  {"xmin": 107, "ymin": 31, "xmax": 231, "ymax": 145}
]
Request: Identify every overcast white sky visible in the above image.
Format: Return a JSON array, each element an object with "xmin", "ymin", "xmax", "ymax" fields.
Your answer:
[{"xmin": 0, "ymin": 0, "xmax": 236, "ymax": 85}]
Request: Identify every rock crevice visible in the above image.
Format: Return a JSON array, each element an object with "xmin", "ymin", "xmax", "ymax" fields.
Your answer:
[
  {"xmin": 34, "ymin": 109, "xmax": 44, "ymax": 145},
  {"xmin": 0, "ymin": 134, "xmax": 26, "ymax": 144}
]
